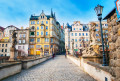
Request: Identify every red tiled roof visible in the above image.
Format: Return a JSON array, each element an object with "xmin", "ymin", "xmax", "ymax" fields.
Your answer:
[{"xmin": 0, "ymin": 26, "xmax": 5, "ymax": 31}]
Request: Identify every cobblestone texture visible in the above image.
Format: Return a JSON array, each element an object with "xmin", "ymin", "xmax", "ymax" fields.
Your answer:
[{"xmin": 3, "ymin": 55, "xmax": 96, "ymax": 81}]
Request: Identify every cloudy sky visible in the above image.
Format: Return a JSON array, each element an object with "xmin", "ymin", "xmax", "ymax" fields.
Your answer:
[{"xmin": 0, "ymin": 0, "xmax": 115, "ymax": 28}]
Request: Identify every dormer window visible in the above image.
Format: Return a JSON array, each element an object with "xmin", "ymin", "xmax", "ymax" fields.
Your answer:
[
  {"xmin": 41, "ymin": 16, "xmax": 42, "ymax": 19},
  {"xmin": 41, "ymin": 21, "xmax": 43, "ymax": 24},
  {"xmin": 43, "ymin": 16, "xmax": 44, "ymax": 19}
]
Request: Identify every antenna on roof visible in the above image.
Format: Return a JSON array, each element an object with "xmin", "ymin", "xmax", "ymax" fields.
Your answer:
[{"xmin": 42, "ymin": 10, "xmax": 44, "ymax": 13}]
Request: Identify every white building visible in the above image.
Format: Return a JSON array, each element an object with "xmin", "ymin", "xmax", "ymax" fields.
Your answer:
[
  {"xmin": 3, "ymin": 25, "xmax": 19, "ymax": 42},
  {"xmin": 65, "ymin": 23, "xmax": 71, "ymax": 50},
  {"xmin": 65, "ymin": 21, "xmax": 90, "ymax": 54}
]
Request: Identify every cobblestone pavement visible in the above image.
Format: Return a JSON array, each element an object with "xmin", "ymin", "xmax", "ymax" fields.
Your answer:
[{"xmin": 3, "ymin": 55, "xmax": 96, "ymax": 81}]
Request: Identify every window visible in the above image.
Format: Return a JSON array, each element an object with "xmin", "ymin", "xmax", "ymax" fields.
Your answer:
[
  {"xmin": 2, "ymin": 44, "xmax": 4, "ymax": 47},
  {"xmin": 18, "ymin": 46, "xmax": 21, "ymax": 49},
  {"xmin": 19, "ymin": 35, "xmax": 22, "ymax": 38},
  {"xmin": 86, "ymin": 33, "xmax": 88, "ymax": 36},
  {"xmin": 79, "ymin": 39, "xmax": 81, "ymax": 41},
  {"xmin": 97, "ymin": 38, "xmax": 100, "ymax": 41},
  {"xmin": 2, "ymin": 49, "xmax": 4, "ymax": 52},
  {"xmin": 76, "ymin": 44, "xmax": 77, "ymax": 47},
  {"xmin": 5, "ymin": 49, "xmax": 7, "ymax": 52},
  {"xmin": 46, "ymin": 26, "xmax": 48, "ymax": 29},
  {"xmin": 41, "ymin": 16, "xmax": 42, "ymax": 19},
  {"xmin": 44, "ymin": 45, "xmax": 49, "ymax": 48},
  {"xmin": 30, "ymin": 45, "xmax": 34, "ymax": 48},
  {"xmin": 31, "ymin": 32, "xmax": 34, "ymax": 35},
  {"xmin": 41, "ymin": 21, "xmax": 43, "ymax": 24},
  {"xmin": 51, "ymin": 45, "xmax": 53, "ymax": 48},
  {"xmin": 23, "ymin": 34, "xmax": 26, "ymax": 37},
  {"xmin": 30, "ymin": 38, "xmax": 34, "ymax": 42},
  {"xmin": 96, "ymin": 24, "xmax": 98, "ymax": 27},
  {"xmin": 45, "ymin": 38, "xmax": 49, "ymax": 42},
  {"xmin": 43, "ymin": 16, "xmax": 44, "ymax": 18},
  {"xmin": 86, "ymin": 39, "xmax": 88, "ymax": 41},
  {"xmin": 37, "ymin": 21, "xmax": 39, "ymax": 24},
  {"xmin": 0, "ymin": 44, "xmax": 1, "ymax": 47},
  {"xmin": 75, "ymin": 33, "xmax": 77, "ymax": 36},
  {"xmin": 6, "ymin": 44, "xmax": 7, "ymax": 47},
  {"xmin": 46, "ymin": 32, "xmax": 48, "ymax": 36},
  {"xmin": 74, "ymin": 28, "xmax": 75, "ymax": 30},
  {"xmin": 96, "ymin": 34, "xmax": 99, "ymax": 36},
  {"xmin": 37, "ymin": 38, "xmax": 40, "ymax": 42},
  {"xmin": 41, "ymin": 31, "xmax": 43, "ymax": 35},
  {"xmin": 80, "ymin": 44, "xmax": 82, "ymax": 47},
  {"xmin": 79, "ymin": 33, "xmax": 81, "ymax": 36},
  {"xmin": 46, "ymin": 21, "xmax": 48, "ymax": 24},
  {"xmin": 71, "ymin": 33, "xmax": 73, "ymax": 36},
  {"xmin": 19, "ymin": 40, "xmax": 21, "ymax": 43},
  {"xmin": 96, "ymin": 29, "xmax": 99, "ymax": 31},
  {"xmin": 82, "ymin": 33, "xmax": 84, "ymax": 36},
  {"xmin": 105, "ymin": 24, "xmax": 108, "ymax": 26},
  {"xmin": 51, "ymin": 38, "xmax": 53, "ymax": 43},
  {"xmin": 23, "ymin": 40, "xmax": 25, "ymax": 43},
  {"xmin": 31, "ymin": 21, "xmax": 35, "ymax": 24},
  {"xmin": 41, "ymin": 26, "xmax": 43, "ymax": 29},
  {"xmin": 75, "ymin": 39, "xmax": 77, "ymax": 42},
  {"xmin": 37, "ymin": 32, "xmax": 39, "ymax": 35},
  {"xmin": 23, "ymin": 46, "xmax": 24, "ymax": 49},
  {"xmin": 36, "ymin": 45, "xmax": 41, "ymax": 48},
  {"xmin": 37, "ymin": 26, "xmax": 39, "ymax": 30}
]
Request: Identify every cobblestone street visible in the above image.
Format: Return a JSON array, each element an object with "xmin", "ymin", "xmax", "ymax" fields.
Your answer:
[{"xmin": 3, "ymin": 55, "xmax": 96, "ymax": 81}]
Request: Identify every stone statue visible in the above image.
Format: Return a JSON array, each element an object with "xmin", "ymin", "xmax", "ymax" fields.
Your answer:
[
  {"xmin": 12, "ymin": 30, "xmax": 17, "ymax": 48},
  {"xmin": 9, "ymin": 30, "xmax": 17, "ymax": 61}
]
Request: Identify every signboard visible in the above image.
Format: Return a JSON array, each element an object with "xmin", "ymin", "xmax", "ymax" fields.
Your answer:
[
  {"xmin": 115, "ymin": 0, "xmax": 120, "ymax": 19},
  {"xmin": 74, "ymin": 49, "xmax": 78, "ymax": 51}
]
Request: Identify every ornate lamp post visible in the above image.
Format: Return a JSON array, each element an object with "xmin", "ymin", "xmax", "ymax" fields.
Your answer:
[
  {"xmin": 94, "ymin": 4, "xmax": 108, "ymax": 66},
  {"xmin": 72, "ymin": 39, "xmax": 74, "ymax": 56}
]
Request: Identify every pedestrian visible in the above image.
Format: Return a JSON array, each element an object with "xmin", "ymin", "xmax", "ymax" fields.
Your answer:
[
  {"xmin": 52, "ymin": 53, "xmax": 54, "ymax": 59},
  {"xmin": 65, "ymin": 53, "xmax": 67, "ymax": 58}
]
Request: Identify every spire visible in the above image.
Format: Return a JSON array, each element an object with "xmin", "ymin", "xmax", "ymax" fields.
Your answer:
[
  {"xmin": 42, "ymin": 10, "xmax": 44, "ymax": 13},
  {"xmin": 54, "ymin": 12, "xmax": 56, "ymax": 18},
  {"xmin": 51, "ymin": 8, "xmax": 53, "ymax": 18}
]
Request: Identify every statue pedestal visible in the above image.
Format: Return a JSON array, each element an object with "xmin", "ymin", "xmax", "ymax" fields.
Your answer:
[
  {"xmin": 9, "ymin": 48, "xmax": 16, "ymax": 61},
  {"xmin": 82, "ymin": 56, "xmax": 103, "ymax": 64}
]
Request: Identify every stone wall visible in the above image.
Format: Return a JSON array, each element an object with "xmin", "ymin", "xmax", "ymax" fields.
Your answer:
[
  {"xmin": 22, "ymin": 56, "xmax": 51, "ymax": 69},
  {"xmin": 67, "ymin": 55, "xmax": 112, "ymax": 81},
  {"xmin": 107, "ymin": 11, "xmax": 120, "ymax": 81},
  {"xmin": 0, "ymin": 55, "xmax": 52, "ymax": 80},
  {"xmin": 0, "ymin": 62, "xmax": 21, "ymax": 80}
]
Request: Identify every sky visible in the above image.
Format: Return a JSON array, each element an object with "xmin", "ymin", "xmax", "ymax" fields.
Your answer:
[{"xmin": 0, "ymin": 0, "xmax": 115, "ymax": 28}]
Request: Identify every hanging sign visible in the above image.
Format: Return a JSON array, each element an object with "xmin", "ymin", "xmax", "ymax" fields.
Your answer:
[{"xmin": 115, "ymin": 0, "xmax": 120, "ymax": 19}]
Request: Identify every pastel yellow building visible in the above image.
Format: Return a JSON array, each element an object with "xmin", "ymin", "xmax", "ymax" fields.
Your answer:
[{"xmin": 29, "ymin": 10, "xmax": 61, "ymax": 56}]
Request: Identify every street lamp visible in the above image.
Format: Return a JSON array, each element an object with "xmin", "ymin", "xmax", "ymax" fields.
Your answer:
[
  {"xmin": 94, "ymin": 4, "xmax": 108, "ymax": 66},
  {"xmin": 72, "ymin": 39, "xmax": 74, "ymax": 56}
]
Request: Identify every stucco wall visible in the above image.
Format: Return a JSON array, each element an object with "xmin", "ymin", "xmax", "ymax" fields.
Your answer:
[
  {"xmin": 22, "ymin": 56, "xmax": 51, "ymax": 69},
  {"xmin": 0, "ymin": 62, "xmax": 21, "ymax": 80},
  {"xmin": 67, "ymin": 55, "xmax": 112, "ymax": 81}
]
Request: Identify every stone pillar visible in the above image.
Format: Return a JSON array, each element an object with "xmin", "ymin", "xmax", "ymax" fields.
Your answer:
[{"xmin": 9, "ymin": 30, "xmax": 17, "ymax": 61}]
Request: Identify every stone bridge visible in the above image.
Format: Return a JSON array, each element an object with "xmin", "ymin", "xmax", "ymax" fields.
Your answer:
[{"xmin": 2, "ymin": 55, "xmax": 95, "ymax": 81}]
